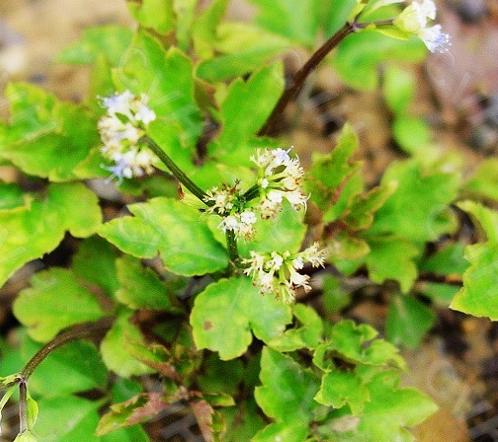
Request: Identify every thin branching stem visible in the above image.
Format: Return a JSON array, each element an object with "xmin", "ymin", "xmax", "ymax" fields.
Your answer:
[
  {"xmin": 21, "ymin": 317, "xmax": 114, "ymax": 380},
  {"xmin": 260, "ymin": 22, "xmax": 355, "ymax": 136},
  {"xmin": 18, "ymin": 380, "xmax": 27, "ymax": 433},
  {"xmin": 140, "ymin": 136, "xmax": 211, "ymax": 205}
]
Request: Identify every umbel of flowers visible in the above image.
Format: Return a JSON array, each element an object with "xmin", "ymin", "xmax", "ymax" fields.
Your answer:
[
  {"xmin": 98, "ymin": 90, "xmax": 157, "ymax": 179},
  {"xmin": 204, "ymin": 148, "xmax": 308, "ymax": 239},
  {"xmin": 243, "ymin": 244, "xmax": 328, "ymax": 304}
]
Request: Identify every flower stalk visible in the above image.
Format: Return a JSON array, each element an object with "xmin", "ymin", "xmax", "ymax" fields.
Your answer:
[
  {"xmin": 260, "ymin": 22, "xmax": 355, "ymax": 135},
  {"xmin": 140, "ymin": 136, "xmax": 210, "ymax": 205}
]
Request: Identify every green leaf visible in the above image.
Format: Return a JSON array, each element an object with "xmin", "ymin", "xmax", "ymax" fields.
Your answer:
[
  {"xmin": 307, "ymin": 124, "xmax": 360, "ymax": 212},
  {"xmin": 386, "ymin": 296, "xmax": 436, "ymax": 349},
  {"xmin": 173, "ymin": 0, "xmax": 198, "ymax": 50},
  {"xmin": 196, "ymin": 23, "xmax": 290, "ymax": 81},
  {"xmin": 365, "ymin": 238, "xmax": 420, "ymax": 293},
  {"xmin": 21, "ymin": 337, "xmax": 108, "ymax": 397},
  {"xmin": 192, "ymin": 0, "xmax": 228, "ymax": 59},
  {"xmin": 315, "ymin": 320, "xmax": 405, "ymax": 369},
  {"xmin": 321, "ymin": 0, "xmax": 357, "ymax": 36},
  {"xmin": 420, "ymin": 243, "xmax": 468, "ymax": 277},
  {"xmin": 254, "ymin": 348, "xmax": 319, "ymax": 440},
  {"xmin": 114, "ymin": 31, "xmax": 203, "ymax": 147},
  {"xmin": 97, "ymin": 393, "xmax": 167, "ymax": 435},
  {"xmin": 458, "ymin": 200, "xmax": 498, "ymax": 243},
  {"xmin": 34, "ymin": 396, "xmax": 101, "ymax": 442},
  {"xmin": 465, "ymin": 159, "xmax": 498, "ymax": 203},
  {"xmin": 0, "ymin": 181, "xmax": 25, "ymax": 210},
  {"xmin": 393, "ymin": 115, "xmax": 431, "ymax": 154},
  {"xmin": 322, "ymin": 275, "xmax": 352, "ymax": 314},
  {"xmin": 450, "ymin": 201, "xmax": 498, "ymax": 320},
  {"xmin": 344, "ymin": 181, "xmax": 398, "ymax": 231},
  {"xmin": 239, "ymin": 201, "xmax": 307, "ymax": 256},
  {"xmin": 100, "ymin": 311, "xmax": 154, "ymax": 378},
  {"xmin": 13, "ymin": 269, "xmax": 105, "ymax": 342},
  {"xmin": 99, "ymin": 197, "xmax": 228, "ymax": 276},
  {"xmin": 268, "ymin": 304, "xmax": 323, "ymax": 352},
  {"xmin": 198, "ymin": 354, "xmax": 244, "ymax": 396},
  {"xmin": 220, "ymin": 399, "xmax": 265, "ymax": 441},
  {"xmin": 191, "ymin": 277, "xmax": 292, "ymax": 360},
  {"xmin": 57, "ymin": 26, "xmax": 133, "ymax": 65},
  {"xmin": 127, "ymin": 0, "xmax": 175, "ymax": 35},
  {"xmin": 115, "ymin": 256, "xmax": 177, "ymax": 311},
  {"xmin": 249, "ymin": 0, "xmax": 321, "ymax": 46},
  {"xmin": 333, "ymin": 30, "xmax": 426, "ymax": 91},
  {"xmin": 72, "ymin": 237, "xmax": 119, "ymax": 297},
  {"xmin": 383, "ymin": 65, "xmax": 415, "ymax": 114},
  {"xmin": 14, "ymin": 431, "xmax": 37, "ymax": 442},
  {"xmin": 370, "ymin": 160, "xmax": 460, "ymax": 242},
  {"xmin": 252, "ymin": 421, "xmax": 308, "ymax": 442},
  {"xmin": 100, "ymin": 426, "xmax": 149, "ymax": 442},
  {"xmin": 419, "ymin": 282, "xmax": 460, "ymax": 307},
  {"xmin": 1, "ymin": 83, "xmax": 101, "ymax": 181},
  {"xmin": 26, "ymin": 392, "xmax": 39, "ymax": 429},
  {"xmin": 332, "ymin": 371, "xmax": 437, "ymax": 442},
  {"xmin": 47, "ymin": 183, "xmax": 102, "ymax": 238},
  {"xmin": 315, "ymin": 370, "xmax": 369, "ymax": 415},
  {"xmin": 209, "ymin": 63, "xmax": 284, "ymax": 163}
]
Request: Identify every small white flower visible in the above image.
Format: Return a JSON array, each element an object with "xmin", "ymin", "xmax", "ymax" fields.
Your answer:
[
  {"xmin": 98, "ymin": 91, "xmax": 157, "ymax": 179},
  {"xmin": 204, "ymin": 185, "xmax": 237, "ymax": 215},
  {"xmin": 394, "ymin": 0, "xmax": 451, "ymax": 53},
  {"xmin": 240, "ymin": 210, "xmax": 257, "ymax": 225},
  {"xmin": 135, "ymin": 104, "xmax": 156, "ymax": 125},
  {"xmin": 242, "ymin": 243, "xmax": 328, "ymax": 303},
  {"xmin": 300, "ymin": 242, "xmax": 328, "ymax": 268},
  {"xmin": 102, "ymin": 90, "xmax": 134, "ymax": 116},
  {"xmin": 220, "ymin": 216, "xmax": 240, "ymax": 232},
  {"xmin": 218, "ymin": 210, "xmax": 257, "ymax": 240},
  {"xmin": 419, "ymin": 24, "xmax": 451, "ymax": 53},
  {"xmin": 251, "ymin": 148, "xmax": 307, "ymax": 218}
]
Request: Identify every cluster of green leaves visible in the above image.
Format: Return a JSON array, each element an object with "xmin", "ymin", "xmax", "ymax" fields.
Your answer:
[{"xmin": 1, "ymin": 0, "xmax": 497, "ymax": 441}]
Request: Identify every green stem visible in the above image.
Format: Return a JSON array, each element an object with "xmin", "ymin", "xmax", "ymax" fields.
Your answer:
[
  {"xmin": 140, "ymin": 136, "xmax": 210, "ymax": 205},
  {"xmin": 225, "ymin": 230, "xmax": 240, "ymax": 266},
  {"xmin": 242, "ymin": 184, "xmax": 260, "ymax": 202}
]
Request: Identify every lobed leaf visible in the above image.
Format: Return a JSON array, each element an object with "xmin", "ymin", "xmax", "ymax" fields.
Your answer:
[
  {"xmin": 0, "ymin": 183, "xmax": 102, "ymax": 288},
  {"xmin": 100, "ymin": 311, "xmax": 155, "ymax": 378},
  {"xmin": 13, "ymin": 269, "xmax": 105, "ymax": 342},
  {"xmin": 191, "ymin": 277, "xmax": 292, "ymax": 360},
  {"xmin": 99, "ymin": 197, "xmax": 228, "ymax": 276},
  {"xmin": 450, "ymin": 201, "xmax": 498, "ymax": 320}
]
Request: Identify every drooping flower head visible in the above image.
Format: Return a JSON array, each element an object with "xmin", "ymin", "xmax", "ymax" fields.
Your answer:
[
  {"xmin": 98, "ymin": 91, "xmax": 157, "ymax": 179},
  {"xmin": 243, "ymin": 243, "xmax": 328, "ymax": 303},
  {"xmin": 251, "ymin": 148, "xmax": 308, "ymax": 219},
  {"xmin": 394, "ymin": 0, "xmax": 451, "ymax": 53}
]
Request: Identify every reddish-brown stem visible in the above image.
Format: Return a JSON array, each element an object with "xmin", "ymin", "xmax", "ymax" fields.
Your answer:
[
  {"xmin": 259, "ymin": 22, "xmax": 355, "ymax": 136},
  {"xmin": 21, "ymin": 317, "xmax": 114, "ymax": 380}
]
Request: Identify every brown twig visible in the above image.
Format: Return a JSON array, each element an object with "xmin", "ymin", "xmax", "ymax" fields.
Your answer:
[
  {"xmin": 21, "ymin": 317, "xmax": 114, "ymax": 380},
  {"xmin": 259, "ymin": 22, "xmax": 355, "ymax": 136}
]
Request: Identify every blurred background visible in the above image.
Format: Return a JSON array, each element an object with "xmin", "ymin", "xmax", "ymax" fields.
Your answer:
[{"xmin": 0, "ymin": 0, "xmax": 497, "ymax": 441}]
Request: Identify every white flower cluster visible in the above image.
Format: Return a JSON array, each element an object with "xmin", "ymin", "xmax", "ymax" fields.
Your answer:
[
  {"xmin": 204, "ymin": 184, "xmax": 258, "ymax": 239},
  {"xmin": 394, "ymin": 0, "xmax": 451, "ymax": 53},
  {"xmin": 98, "ymin": 90, "xmax": 157, "ymax": 179},
  {"xmin": 243, "ymin": 243, "xmax": 328, "ymax": 304},
  {"xmin": 252, "ymin": 148, "xmax": 308, "ymax": 219}
]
